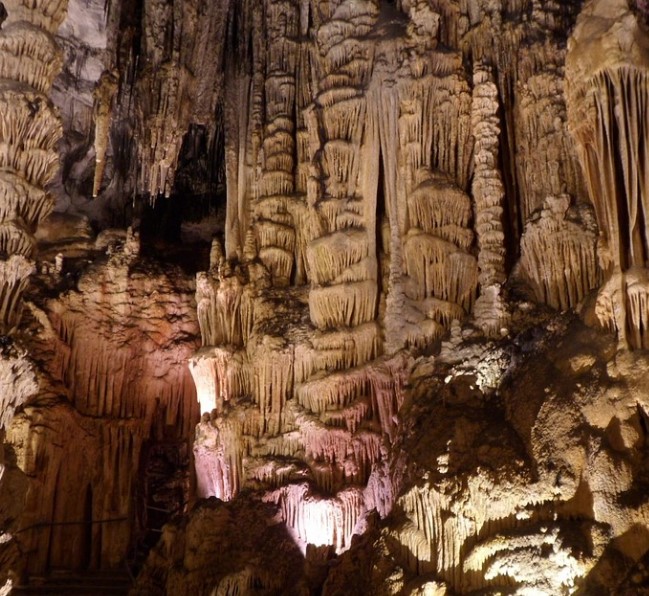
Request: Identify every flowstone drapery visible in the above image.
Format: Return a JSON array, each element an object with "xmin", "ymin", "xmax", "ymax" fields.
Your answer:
[
  {"xmin": 190, "ymin": 0, "xmax": 481, "ymax": 555},
  {"xmin": 567, "ymin": 0, "xmax": 649, "ymax": 348}
]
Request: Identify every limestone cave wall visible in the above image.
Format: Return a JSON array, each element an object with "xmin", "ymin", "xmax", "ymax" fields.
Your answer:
[{"xmin": 2, "ymin": 0, "xmax": 649, "ymax": 594}]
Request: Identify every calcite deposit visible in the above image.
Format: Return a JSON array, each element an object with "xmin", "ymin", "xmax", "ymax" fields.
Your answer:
[{"xmin": 2, "ymin": 0, "xmax": 649, "ymax": 594}]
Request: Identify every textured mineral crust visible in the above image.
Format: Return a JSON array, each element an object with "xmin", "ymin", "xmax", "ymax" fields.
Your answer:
[{"xmin": 2, "ymin": 0, "xmax": 649, "ymax": 595}]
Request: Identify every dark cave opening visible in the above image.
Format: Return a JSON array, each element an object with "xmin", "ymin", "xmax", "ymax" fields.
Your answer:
[
  {"xmin": 130, "ymin": 440, "xmax": 192, "ymax": 575},
  {"xmin": 80, "ymin": 485, "xmax": 93, "ymax": 571},
  {"xmin": 137, "ymin": 122, "xmax": 226, "ymax": 272},
  {"xmin": 375, "ymin": 145, "xmax": 388, "ymax": 320}
]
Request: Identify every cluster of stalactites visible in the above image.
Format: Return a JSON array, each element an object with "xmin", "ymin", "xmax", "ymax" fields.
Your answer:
[
  {"xmin": 136, "ymin": 62, "xmax": 189, "ymax": 198},
  {"xmin": 190, "ymin": 242, "xmax": 409, "ymax": 552},
  {"xmin": 568, "ymin": 65, "xmax": 649, "ymax": 345},
  {"xmin": 134, "ymin": 0, "xmax": 232, "ymax": 199},
  {"xmin": 565, "ymin": 0, "xmax": 649, "ymax": 348},
  {"xmin": 8, "ymin": 403, "xmax": 148, "ymax": 573},
  {"xmin": 0, "ymin": 337, "xmax": 37, "ymax": 430},
  {"xmin": 519, "ymin": 195, "xmax": 600, "ymax": 311},
  {"xmin": 0, "ymin": 22, "xmax": 62, "ymax": 93},
  {"xmin": 0, "ymin": 3, "xmax": 66, "ymax": 334}
]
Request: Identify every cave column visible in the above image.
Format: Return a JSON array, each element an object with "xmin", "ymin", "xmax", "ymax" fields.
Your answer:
[
  {"xmin": 253, "ymin": 0, "xmax": 299, "ymax": 286},
  {"xmin": 470, "ymin": 62, "xmax": 509, "ymax": 336},
  {"xmin": 0, "ymin": 0, "xmax": 68, "ymax": 334},
  {"xmin": 306, "ymin": 0, "xmax": 380, "ymax": 331}
]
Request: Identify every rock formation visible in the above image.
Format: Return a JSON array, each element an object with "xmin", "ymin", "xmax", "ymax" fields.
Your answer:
[
  {"xmin": 5, "ymin": 232, "xmax": 199, "ymax": 584},
  {"xmin": 3, "ymin": 0, "xmax": 649, "ymax": 594},
  {"xmin": 0, "ymin": 0, "xmax": 68, "ymax": 590},
  {"xmin": 0, "ymin": 0, "xmax": 65, "ymax": 335},
  {"xmin": 567, "ymin": 0, "xmax": 649, "ymax": 349}
]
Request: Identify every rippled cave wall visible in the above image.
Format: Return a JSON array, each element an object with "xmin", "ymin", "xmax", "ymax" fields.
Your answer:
[{"xmin": 2, "ymin": 0, "xmax": 649, "ymax": 594}]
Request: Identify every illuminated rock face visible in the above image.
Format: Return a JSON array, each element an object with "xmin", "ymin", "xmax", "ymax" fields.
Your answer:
[
  {"xmin": 189, "ymin": 0, "xmax": 481, "ymax": 557},
  {"xmin": 174, "ymin": 0, "xmax": 649, "ymax": 592},
  {"xmin": 7, "ymin": 243, "xmax": 200, "ymax": 576},
  {"xmin": 6, "ymin": 0, "xmax": 649, "ymax": 594}
]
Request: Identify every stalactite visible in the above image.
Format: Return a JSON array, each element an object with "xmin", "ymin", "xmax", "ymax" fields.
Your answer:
[
  {"xmin": 45, "ymin": 253, "xmax": 199, "ymax": 437},
  {"xmin": 92, "ymin": 69, "xmax": 118, "ymax": 198},
  {"xmin": 251, "ymin": 0, "xmax": 299, "ymax": 285},
  {"xmin": 249, "ymin": 339, "xmax": 294, "ymax": 436},
  {"xmin": 9, "ymin": 402, "xmax": 147, "ymax": 573},
  {"xmin": 196, "ymin": 272, "xmax": 246, "ymax": 347},
  {"xmin": 134, "ymin": 0, "xmax": 230, "ymax": 198}
]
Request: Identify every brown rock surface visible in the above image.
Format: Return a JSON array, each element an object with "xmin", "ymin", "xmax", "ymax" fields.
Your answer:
[{"xmin": 3, "ymin": 0, "xmax": 649, "ymax": 594}]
